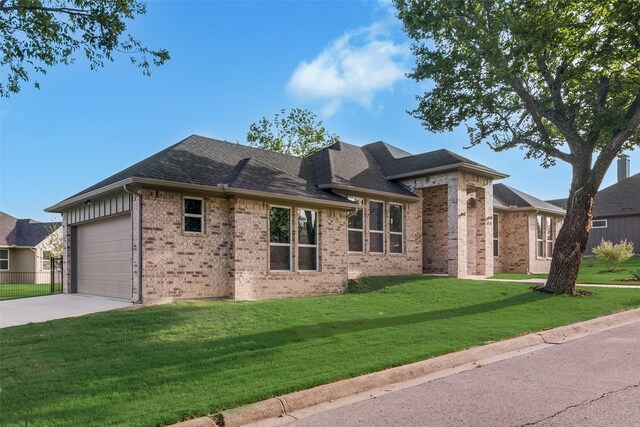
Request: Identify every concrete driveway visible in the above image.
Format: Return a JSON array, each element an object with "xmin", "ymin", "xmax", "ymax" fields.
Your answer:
[{"xmin": 0, "ymin": 294, "xmax": 133, "ymax": 328}]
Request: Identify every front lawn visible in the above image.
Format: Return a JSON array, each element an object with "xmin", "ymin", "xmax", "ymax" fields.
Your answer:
[
  {"xmin": 493, "ymin": 255, "xmax": 640, "ymax": 285},
  {"xmin": 2, "ymin": 277, "xmax": 640, "ymax": 426}
]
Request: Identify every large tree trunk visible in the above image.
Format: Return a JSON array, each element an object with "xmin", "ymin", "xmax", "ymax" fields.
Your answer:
[{"xmin": 541, "ymin": 157, "xmax": 598, "ymax": 295}]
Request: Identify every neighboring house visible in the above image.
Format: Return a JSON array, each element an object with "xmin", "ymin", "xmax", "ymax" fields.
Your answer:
[
  {"xmin": 46, "ymin": 135, "xmax": 564, "ymax": 303},
  {"xmin": 493, "ymin": 184, "xmax": 565, "ymax": 274},
  {"xmin": 548, "ymin": 156, "xmax": 640, "ymax": 255},
  {"xmin": 0, "ymin": 211, "xmax": 62, "ymax": 283}
]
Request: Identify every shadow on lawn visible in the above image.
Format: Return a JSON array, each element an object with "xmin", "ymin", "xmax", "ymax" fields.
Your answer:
[
  {"xmin": 346, "ymin": 274, "xmax": 442, "ymax": 294},
  {"xmin": 5, "ymin": 286, "xmax": 628, "ymax": 426}
]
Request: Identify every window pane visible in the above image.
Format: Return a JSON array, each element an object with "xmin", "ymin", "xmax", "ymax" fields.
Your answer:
[
  {"xmin": 390, "ymin": 234, "xmax": 402, "ymax": 254},
  {"xmin": 537, "ymin": 215, "xmax": 543, "ymax": 239},
  {"xmin": 545, "ymin": 217, "xmax": 552, "ymax": 240},
  {"xmin": 185, "ymin": 216, "xmax": 202, "ymax": 233},
  {"xmin": 270, "ymin": 207, "xmax": 291, "ymax": 243},
  {"xmin": 348, "ymin": 208, "xmax": 363, "ymax": 230},
  {"xmin": 184, "ymin": 198, "xmax": 202, "ymax": 215},
  {"xmin": 270, "ymin": 246, "xmax": 291, "ymax": 270},
  {"xmin": 493, "ymin": 239, "xmax": 499, "ymax": 257},
  {"xmin": 537, "ymin": 241, "xmax": 544, "ymax": 258},
  {"xmin": 0, "ymin": 249, "xmax": 7, "ymax": 260},
  {"xmin": 298, "ymin": 246, "xmax": 317, "ymax": 271},
  {"xmin": 390, "ymin": 205, "xmax": 402, "ymax": 233},
  {"xmin": 547, "ymin": 242, "xmax": 553, "ymax": 257},
  {"xmin": 370, "ymin": 202, "xmax": 384, "ymax": 231},
  {"xmin": 298, "ymin": 210, "xmax": 317, "ymax": 245},
  {"xmin": 370, "ymin": 232, "xmax": 383, "ymax": 253},
  {"xmin": 493, "ymin": 214, "xmax": 499, "ymax": 238},
  {"xmin": 348, "ymin": 230, "xmax": 364, "ymax": 252},
  {"xmin": 0, "ymin": 260, "xmax": 7, "ymax": 270}
]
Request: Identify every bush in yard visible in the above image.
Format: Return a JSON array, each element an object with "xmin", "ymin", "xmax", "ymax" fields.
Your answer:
[{"xmin": 592, "ymin": 240, "xmax": 635, "ymax": 272}]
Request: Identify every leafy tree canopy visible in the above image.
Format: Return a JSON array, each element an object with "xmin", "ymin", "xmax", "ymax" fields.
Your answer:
[
  {"xmin": 0, "ymin": 0, "xmax": 169, "ymax": 96},
  {"xmin": 247, "ymin": 108, "xmax": 340, "ymax": 157},
  {"xmin": 394, "ymin": 0, "xmax": 640, "ymax": 169}
]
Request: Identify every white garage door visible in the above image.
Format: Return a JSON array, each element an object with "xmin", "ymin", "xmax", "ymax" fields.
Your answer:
[{"xmin": 76, "ymin": 215, "xmax": 133, "ymax": 300}]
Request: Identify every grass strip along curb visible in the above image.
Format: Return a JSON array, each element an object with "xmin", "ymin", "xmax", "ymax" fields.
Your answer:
[{"xmin": 172, "ymin": 307, "xmax": 640, "ymax": 427}]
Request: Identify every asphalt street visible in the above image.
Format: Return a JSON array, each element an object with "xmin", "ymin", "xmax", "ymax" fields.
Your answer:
[{"xmin": 279, "ymin": 321, "xmax": 640, "ymax": 427}]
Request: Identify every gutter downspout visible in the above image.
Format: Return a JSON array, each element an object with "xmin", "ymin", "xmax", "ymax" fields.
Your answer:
[{"xmin": 124, "ymin": 184, "xmax": 143, "ymax": 305}]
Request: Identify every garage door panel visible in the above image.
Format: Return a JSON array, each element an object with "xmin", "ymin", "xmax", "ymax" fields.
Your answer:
[{"xmin": 76, "ymin": 215, "xmax": 133, "ymax": 300}]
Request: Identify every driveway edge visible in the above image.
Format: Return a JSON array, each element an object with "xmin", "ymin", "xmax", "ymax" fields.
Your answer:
[{"xmin": 171, "ymin": 307, "xmax": 640, "ymax": 427}]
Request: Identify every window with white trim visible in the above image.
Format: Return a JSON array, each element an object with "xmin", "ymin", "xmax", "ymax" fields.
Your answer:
[
  {"xmin": 493, "ymin": 214, "xmax": 499, "ymax": 257},
  {"xmin": 0, "ymin": 249, "xmax": 8, "ymax": 270},
  {"xmin": 389, "ymin": 204, "xmax": 403, "ymax": 254},
  {"xmin": 184, "ymin": 197, "xmax": 203, "ymax": 233},
  {"xmin": 298, "ymin": 209, "xmax": 318, "ymax": 271},
  {"xmin": 347, "ymin": 198, "xmax": 364, "ymax": 252},
  {"xmin": 592, "ymin": 219, "xmax": 608, "ymax": 228},
  {"xmin": 546, "ymin": 217, "xmax": 554, "ymax": 257},
  {"xmin": 369, "ymin": 201, "xmax": 384, "ymax": 253},
  {"xmin": 536, "ymin": 215, "xmax": 544, "ymax": 257},
  {"xmin": 269, "ymin": 207, "xmax": 291, "ymax": 271},
  {"xmin": 42, "ymin": 250, "xmax": 52, "ymax": 271}
]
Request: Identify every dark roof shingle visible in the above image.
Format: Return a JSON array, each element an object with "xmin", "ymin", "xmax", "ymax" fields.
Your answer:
[
  {"xmin": 0, "ymin": 211, "xmax": 59, "ymax": 247},
  {"xmin": 56, "ymin": 135, "xmax": 510, "ymax": 209},
  {"xmin": 494, "ymin": 184, "xmax": 566, "ymax": 214}
]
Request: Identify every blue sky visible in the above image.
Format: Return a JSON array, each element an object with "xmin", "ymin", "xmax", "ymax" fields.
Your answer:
[{"xmin": 1, "ymin": 0, "xmax": 638, "ymax": 222}]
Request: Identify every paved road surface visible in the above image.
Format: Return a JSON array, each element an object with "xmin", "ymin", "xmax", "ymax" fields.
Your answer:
[{"xmin": 279, "ymin": 322, "xmax": 640, "ymax": 426}]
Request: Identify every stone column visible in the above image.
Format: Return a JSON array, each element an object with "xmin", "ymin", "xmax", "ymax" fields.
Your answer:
[
  {"xmin": 480, "ymin": 185, "xmax": 494, "ymax": 276},
  {"xmin": 447, "ymin": 177, "xmax": 468, "ymax": 277}
]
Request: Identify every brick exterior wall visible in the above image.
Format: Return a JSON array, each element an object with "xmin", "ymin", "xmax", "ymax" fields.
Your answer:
[
  {"xmin": 232, "ymin": 198, "xmax": 349, "ymax": 300},
  {"xmin": 494, "ymin": 210, "xmax": 529, "ymax": 273},
  {"xmin": 494, "ymin": 210, "xmax": 564, "ymax": 274},
  {"xmin": 140, "ymin": 190, "xmax": 234, "ymax": 304},
  {"xmin": 346, "ymin": 197, "xmax": 422, "ymax": 279},
  {"xmin": 421, "ymin": 185, "xmax": 448, "ymax": 274},
  {"xmin": 60, "ymin": 178, "xmax": 564, "ymax": 302}
]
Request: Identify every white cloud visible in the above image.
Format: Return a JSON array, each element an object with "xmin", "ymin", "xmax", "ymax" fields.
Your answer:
[{"xmin": 287, "ymin": 21, "xmax": 411, "ymax": 116}]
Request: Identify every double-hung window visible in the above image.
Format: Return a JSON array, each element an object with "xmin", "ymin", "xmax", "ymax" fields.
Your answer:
[
  {"xmin": 298, "ymin": 209, "xmax": 318, "ymax": 271},
  {"xmin": 369, "ymin": 201, "xmax": 385, "ymax": 253},
  {"xmin": 546, "ymin": 217, "xmax": 554, "ymax": 257},
  {"xmin": 536, "ymin": 215, "xmax": 544, "ymax": 257},
  {"xmin": 269, "ymin": 207, "xmax": 292, "ymax": 271},
  {"xmin": 389, "ymin": 204, "xmax": 403, "ymax": 254},
  {"xmin": 42, "ymin": 251, "xmax": 52, "ymax": 271},
  {"xmin": 348, "ymin": 198, "xmax": 364, "ymax": 252},
  {"xmin": 0, "ymin": 250, "xmax": 8, "ymax": 270},
  {"xmin": 184, "ymin": 197, "xmax": 203, "ymax": 233},
  {"xmin": 493, "ymin": 214, "xmax": 499, "ymax": 257}
]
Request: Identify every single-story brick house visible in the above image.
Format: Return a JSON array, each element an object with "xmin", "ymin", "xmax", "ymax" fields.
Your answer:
[
  {"xmin": 46, "ymin": 135, "xmax": 564, "ymax": 303},
  {"xmin": 0, "ymin": 211, "xmax": 62, "ymax": 283}
]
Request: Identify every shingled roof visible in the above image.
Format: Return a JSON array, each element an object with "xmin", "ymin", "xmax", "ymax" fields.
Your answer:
[
  {"xmin": 50, "ymin": 135, "xmax": 508, "ymax": 211},
  {"xmin": 493, "ymin": 184, "xmax": 566, "ymax": 215},
  {"xmin": 546, "ymin": 173, "xmax": 640, "ymax": 218},
  {"xmin": 591, "ymin": 173, "xmax": 640, "ymax": 217},
  {"xmin": 0, "ymin": 211, "xmax": 59, "ymax": 247}
]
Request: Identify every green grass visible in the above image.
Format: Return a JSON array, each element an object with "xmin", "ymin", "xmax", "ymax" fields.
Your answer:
[
  {"xmin": 2, "ymin": 277, "xmax": 640, "ymax": 426},
  {"xmin": 492, "ymin": 255, "xmax": 640, "ymax": 285},
  {"xmin": 0, "ymin": 284, "xmax": 59, "ymax": 300}
]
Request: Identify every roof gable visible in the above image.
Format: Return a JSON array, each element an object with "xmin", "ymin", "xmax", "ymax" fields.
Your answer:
[{"xmin": 0, "ymin": 211, "xmax": 59, "ymax": 247}]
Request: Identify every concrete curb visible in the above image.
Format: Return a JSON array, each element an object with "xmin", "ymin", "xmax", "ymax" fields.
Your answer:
[{"xmin": 170, "ymin": 307, "xmax": 640, "ymax": 427}]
